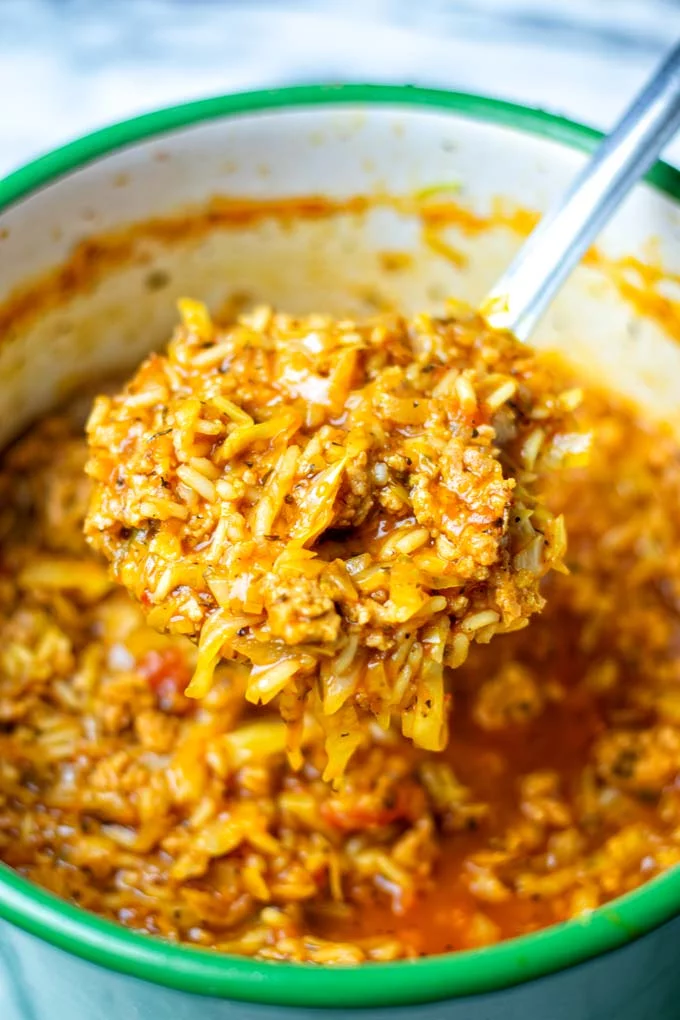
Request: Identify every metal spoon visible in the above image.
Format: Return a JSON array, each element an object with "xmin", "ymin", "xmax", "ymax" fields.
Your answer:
[{"xmin": 483, "ymin": 41, "xmax": 680, "ymax": 342}]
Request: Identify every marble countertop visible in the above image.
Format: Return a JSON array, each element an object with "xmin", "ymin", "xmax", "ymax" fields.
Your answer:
[{"xmin": 3, "ymin": 0, "xmax": 680, "ymax": 176}]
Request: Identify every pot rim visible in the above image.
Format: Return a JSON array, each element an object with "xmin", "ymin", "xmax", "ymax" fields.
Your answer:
[{"xmin": 1, "ymin": 83, "xmax": 680, "ymax": 1009}]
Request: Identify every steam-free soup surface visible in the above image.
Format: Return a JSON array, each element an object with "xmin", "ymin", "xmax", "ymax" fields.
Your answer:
[{"xmin": 1, "ymin": 383, "xmax": 679, "ymax": 960}]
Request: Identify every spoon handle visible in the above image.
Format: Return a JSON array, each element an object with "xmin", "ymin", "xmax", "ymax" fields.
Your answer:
[{"xmin": 483, "ymin": 42, "xmax": 680, "ymax": 343}]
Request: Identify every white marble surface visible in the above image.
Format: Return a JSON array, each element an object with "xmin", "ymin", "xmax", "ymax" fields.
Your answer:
[{"xmin": 3, "ymin": 0, "xmax": 680, "ymax": 177}]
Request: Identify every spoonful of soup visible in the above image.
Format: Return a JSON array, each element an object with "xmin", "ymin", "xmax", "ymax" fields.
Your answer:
[{"xmin": 84, "ymin": 43, "xmax": 680, "ymax": 780}]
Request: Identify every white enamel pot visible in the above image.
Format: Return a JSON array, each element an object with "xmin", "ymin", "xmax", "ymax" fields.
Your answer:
[{"xmin": 1, "ymin": 85, "xmax": 680, "ymax": 1020}]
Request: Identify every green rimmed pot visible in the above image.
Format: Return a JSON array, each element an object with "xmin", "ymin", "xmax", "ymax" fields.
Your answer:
[{"xmin": 1, "ymin": 85, "xmax": 680, "ymax": 1020}]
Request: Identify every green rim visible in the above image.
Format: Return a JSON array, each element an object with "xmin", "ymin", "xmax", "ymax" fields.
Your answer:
[
  {"xmin": 1, "ymin": 83, "xmax": 680, "ymax": 1009},
  {"xmin": 2, "ymin": 83, "xmax": 680, "ymax": 209}
]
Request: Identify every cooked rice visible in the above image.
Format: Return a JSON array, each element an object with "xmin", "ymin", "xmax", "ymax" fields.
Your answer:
[
  {"xmin": 84, "ymin": 302, "xmax": 581, "ymax": 776},
  {"xmin": 2, "ymin": 388, "xmax": 680, "ymax": 960}
]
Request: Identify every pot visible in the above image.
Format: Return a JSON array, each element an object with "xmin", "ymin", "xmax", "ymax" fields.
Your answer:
[{"xmin": 1, "ymin": 85, "xmax": 680, "ymax": 1020}]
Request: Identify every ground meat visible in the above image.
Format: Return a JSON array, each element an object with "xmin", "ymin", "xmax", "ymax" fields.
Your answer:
[
  {"xmin": 473, "ymin": 663, "xmax": 544, "ymax": 730},
  {"xmin": 594, "ymin": 727, "xmax": 680, "ymax": 795},
  {"xmin": 264, "ymin": 575, "xmax": 342, "ymax": 646}
]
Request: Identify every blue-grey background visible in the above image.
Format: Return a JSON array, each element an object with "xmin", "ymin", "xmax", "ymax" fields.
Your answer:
[{"xmin": 3, "ymin": 0, "xmax": 680, "ymax": 175}]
